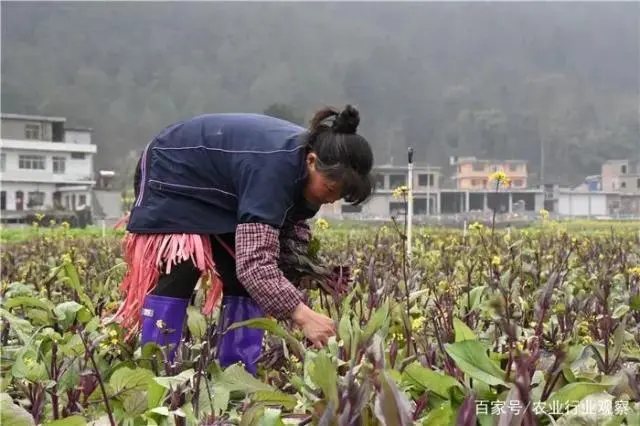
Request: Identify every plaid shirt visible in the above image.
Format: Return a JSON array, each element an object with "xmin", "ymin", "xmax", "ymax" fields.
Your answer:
[{"xmin": 235, "ymin": 221, "xmax": 311, "ymax": 320}]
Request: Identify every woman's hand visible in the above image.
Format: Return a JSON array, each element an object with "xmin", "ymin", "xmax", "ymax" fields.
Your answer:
[{"xmin": 292, "ymin": 303, "xmax": 336, "ymax": 348}]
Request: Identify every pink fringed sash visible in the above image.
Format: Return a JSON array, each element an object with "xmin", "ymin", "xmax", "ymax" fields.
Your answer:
[{"xmin": 109, "ymin": 213, "xmax": 234, "ymax": 336}]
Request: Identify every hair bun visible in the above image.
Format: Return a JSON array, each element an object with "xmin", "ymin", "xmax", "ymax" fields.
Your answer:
[{"xmin": 333, "ymin": 105, "xmax": 360, "ymax": 134}]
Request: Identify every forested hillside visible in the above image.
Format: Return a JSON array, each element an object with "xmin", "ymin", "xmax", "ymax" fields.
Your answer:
[{"xmin": 2, "ymin": 1, "xmax": 638, "ymax": 185}]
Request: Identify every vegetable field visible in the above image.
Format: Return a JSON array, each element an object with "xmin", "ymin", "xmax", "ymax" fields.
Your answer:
[{"xmin": 1, "ymin": 218, "xmax": 639, "ymax": 426}]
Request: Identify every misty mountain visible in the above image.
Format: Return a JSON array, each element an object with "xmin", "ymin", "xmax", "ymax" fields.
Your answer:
[{"xmin": 2, "ymin": 1, "xmax": 638, "ymax": 186}]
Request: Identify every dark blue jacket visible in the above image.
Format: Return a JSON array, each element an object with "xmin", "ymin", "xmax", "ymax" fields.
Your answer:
[{"xmin": 127, "ymin": 113, "xmax": 319, "ymax": 235}]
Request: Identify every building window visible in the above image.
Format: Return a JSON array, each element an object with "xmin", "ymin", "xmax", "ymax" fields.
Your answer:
[
  {"xmin": 389, "ymin": 174, "xmax": 406, "ymax": 189},
  {"xmin": 621, "ymin": 165, "xmax": 627, "ymax": 174},
  {"xmin": 18, "ymin": 155, "xmax": 46, "ymax": 170},
  {"xmin": 389, "ymin": 201, "xmax": 406, "ymax": 216},
  {"xmin": 374, "ymin": 174, "xmax": 385, "ymax": 189},
  {"xmin": 0, "ymin": 153, "xmax": 5, "ymax": 172},
  {"xmin": 621, "ymin": 181, "xmax": 627, "ymax": 189},
  {"xmin": 53, "ymin": 192, "xmax": 62, "ymax": 208},
  {"xmin": 0, "ymin": 191, "xmax": 6, "ymax": 210},
  {"xmin": 472, "ymin": 163, "xmax": 485, "ymax": 172},
  {"xmin": 15, "ymin": 191, "xmax": 24, "ymax": 211},
  {"xmin": 24, "ymin": 123, "xmax": 41, "ymax": 140},
  {"xmin": 637, "ymin": 178, "xmax": 640, "ymax": 189},
  {"xmin": 483, "ymin": 179, "xmax": 488, "ymax": 188},
  {"xmin": 509, "ymin": 164, "xmax": 518, "ymax": 172},
  {"xmin": 53, "ymin": 156, "xmax": 66, "ymax": 174},
  {"xmin": 27, "ymin": 191, "xmax": 45, "ymax": 208},
  {"xmin": 472, "ymin": 179, "xmax": 480, "ymax": 187},
  {"xmin": 79, "ymin": 194, "xmax": 87, "ymax": 206},
  {"xmin": 341, "ymin": 204, "xmax": 362, "ymax": 214},
  {"xmin": 413, "ymin": 198, "xmax": 427, "ymax": 215},
  {"xmin": 513, "ymin": 179, "xmax": 523, "ymax": 187},
  {"xmin": 418, "ymin": 173, "xmax": 435, "ymax": 187},
  {"xmin": 71, "ymin": 152, "xmax": 85, "ymax": 159}
]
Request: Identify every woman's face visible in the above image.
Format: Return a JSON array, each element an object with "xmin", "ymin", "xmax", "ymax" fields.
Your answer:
[{"xmin": 303, "ymin": 153, "xmax": 342, "ymax": 206}]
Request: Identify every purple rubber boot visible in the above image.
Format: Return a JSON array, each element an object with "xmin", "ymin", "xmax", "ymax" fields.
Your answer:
[
  {"xmin": 140, "ymin": 295, "xmax": 189, "ymax": 362},
  {"xmin": 216, "ymin": 295, "xmax": 265, "ymax": 376}
]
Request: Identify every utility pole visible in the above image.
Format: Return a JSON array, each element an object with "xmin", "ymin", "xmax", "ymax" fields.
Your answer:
[
  {"xmin": 539, "ymin": 126, "xmax": 545, "ymax": 186},
  {"xmin": 407, "ymin": 147, "xmax": 413, "ymax": 261},
  {"xmin": 426, "ymin": 168, "xmax": 431, "ymax": 217}
]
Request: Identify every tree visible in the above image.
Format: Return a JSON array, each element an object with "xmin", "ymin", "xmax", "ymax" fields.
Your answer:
[{"xmin": 2, "ymin": 2, "xmax": 638, "ymax": 182}]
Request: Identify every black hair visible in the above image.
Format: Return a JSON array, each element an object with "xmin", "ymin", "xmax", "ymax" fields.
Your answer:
[{"xmin": 304, "ymin": 105, "xmax": 375, "ymax": 205}]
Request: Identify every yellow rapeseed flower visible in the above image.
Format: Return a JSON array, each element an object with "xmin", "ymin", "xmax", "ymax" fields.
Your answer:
[
  {"xmin": 577, "ymin": 320, "xmax": 590, "ymax": 335},
  {"xmin": 391, "ymin": 332, "xmax": 405, "ymax": 342},
  {"xmin": 539, "ymin": 208, "xmax": 549, "ymax": 220},
  {"xmin": 629, "ymin": 266, "xmax": 640, "ymax": 278},
  {"xmin": 489, "ymin": 170, "xmax": 511, "ymax": 186},
  {"xmin": 580, "ymin": 335, "xmax": 593, "ymax": 345},
  {"xmin": 491, "ymin": 255, "xmax": 501, "ymax": 267},
  {"xmin": 315, "ymin": 218, "xmax": 329, "ymax": 230},
  {"xmin": 469, "ymin": 222, "xmax": 484, "ymax": 231},
  {"xmin": 411, "ymin": 317, "xmax": 425, "ymax": 331},
  {"xmin": 392, "ymin": 185, "xmax": 410, "ymax": 200}
]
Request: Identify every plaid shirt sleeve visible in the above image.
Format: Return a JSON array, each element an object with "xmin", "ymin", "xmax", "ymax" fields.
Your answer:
[{"xmin": 235, "ymin": 223, "xmax": 305, "ymax": 320}]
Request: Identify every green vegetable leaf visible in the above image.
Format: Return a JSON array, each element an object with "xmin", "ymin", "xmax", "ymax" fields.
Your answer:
[
  {"xmin": 545, "ymin": 382, "xmax": 611, "ymax": 405},
  {"xmin": 186, "ymin": 306, "xmax": 207, "ymax": 340},
  {"xmin": 0, "ymin": 393, "xmax": 35, "ymax": 426},
  {"xmin": 308, "ymin": 352, "xmax": 339, "ymax": 411},
  {"xmin": 402, "ymin": 362, "xmax": 463, "ymax": 399},
  {"xmin": 445, "ymin": 340, "xmax": 507, "ymax": 387},
  {"xmin": 109, "ymin": 367, "xmax": 154, "ymax": 395},
  {"xmin": 44, "ymin": 415, "xmax": 87, "ymax": 426},
  {"xmin": 453, "ymin": 317, "xmax": 477, "ymax": 342}
]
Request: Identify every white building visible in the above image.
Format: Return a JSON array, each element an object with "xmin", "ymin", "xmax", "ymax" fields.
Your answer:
[
  {"xmin": 0, "ymin": 113, "xmax": 97, "ymax": 215},
  {"xmin": 320, "ymin": 163, "xmax": 443, "ymax": 217},
  {"xmin": 556, "ymin": 190, "xmax": 608, "ymax": 217}
]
